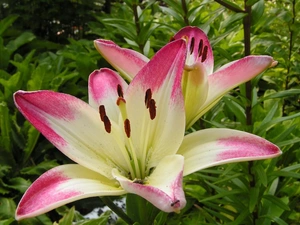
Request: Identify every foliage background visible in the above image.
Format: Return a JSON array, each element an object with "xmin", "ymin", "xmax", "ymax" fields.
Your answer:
[{"xmin": 0, "ymin": 0, "xmax": 300, "ymax": 224}]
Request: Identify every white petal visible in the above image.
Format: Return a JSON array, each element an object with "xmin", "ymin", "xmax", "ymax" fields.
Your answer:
[{"xmin": 14, "ymin": 90, "xmax": 129, "ymax": 178}]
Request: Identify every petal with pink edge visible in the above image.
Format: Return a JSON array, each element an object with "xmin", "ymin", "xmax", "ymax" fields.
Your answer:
[
  {"xmin": 178, "ymin": 128, "xmax": 281, "ymax": 176},
  {"xmin": 112, "ymin": 155, "xmax": 186, "ymax": 213},
  {"xmin": 124, "ymin": 39, "xmax": 187, "ymax": 169},
  {"xmin": 16, "ymin": 164, "xmax": 125, "ymax": 220},
  {"xmin": 94, "ymin": 39, "xmax": 149, "ymax": 81},
  {"xmin": 188, "ymin": 56, "xmax": 277, "ymax": 127},
  {"xmin": 14, "ymin": 91, "xmax": 128, "ymax": 178},
  {"xmin": 88, "ymin": 68, "xmax": 128, "ymax": 122}
]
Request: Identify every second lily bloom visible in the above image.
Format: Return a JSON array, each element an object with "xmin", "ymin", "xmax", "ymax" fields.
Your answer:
[{"xmin": 95, "ymin": 26, "xmax": 277, "ymax": 128}]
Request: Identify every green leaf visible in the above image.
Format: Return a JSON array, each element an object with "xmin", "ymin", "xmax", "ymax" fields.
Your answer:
[
  {"xmin": 0, "ymin": 15, "xmax": 19, "ymax": 36},
  {"xmin": 0, "ymin": 218, "xmax": 14, "ymax": 225},
  {"xmin": 262, "ymin": 195, "xmax": 290, "ymax": 211},
  {"xmin": 5, "ymin": 177, "xmax": 31, "ymax": 193},
  {"xmin": 0, "ymin": 102, "xmax": 15, "ymax": 166},
  {"xmin": 251, "ymin": 0, "xmax": 265, "ymax": 25},
  {"xmin": 58, "ymin": 207, "xmax": 75, "ymax": 225},
  {"xmin": 220, "ymin": 12, "xmax": 246, "ymax": 30},
  {"xmin": 77, "ymin": 211, "xmax": 111, "ymax": 225},
  {"xmin": 260, "ymin": 89, "xmax": 300, "ymax": 101},
  {"xmin": 249, "ymin": 187, "xmax": 260, "ymax": 213},
  {"xmin": 21, "ymin": 160, "xmax": 59, "ymax": 175},
  {"xmin": 255, "ymin": 112, "xmax": 300, "ymax": 136},
  {"xmin": 223, "ymin": 96, "xmax": 246, "ymax": 125},
  {"xmin": 6, "ymin": 32, "xmax": 36, "ymax": 56},
  {"xmin": 126, "ymin": 194, "xmax": 160, "ymax": 225},
  {"xmin": 254, "ymin": 163, "xmax": 268, "ymax": 187},
  {"xmin": 218, "ymin": 0, "xmax": 244, "ymax": 12},
  {"xmin": 246, "ymin": 0, "xmax": 260, "ymax": 6},
  {"xmin": 22, "ymin": 126, "xmax": 40, "ymax": 164},
  {"xmin": 0, "ymin": 198, "xmax": 16, "ymax": 219}
]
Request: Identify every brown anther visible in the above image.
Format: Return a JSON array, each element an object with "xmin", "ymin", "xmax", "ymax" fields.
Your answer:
[
  {"xmin": 117, "ymin": 84, "xmax": 124, "ymax": 98},
  {"xmin": 124, "ymin": 119, "xmax": 131, "ymax": 138},
  {"xmin": 190, "ymin": 37, "xmax": 195, "ymax": 54},
  {"xmin": 103, "ymin": 115, "xmax": 111, "ymax": 133},
  {"xmin": 116, "ymin": 97, "xmax": 126, "ymax": 106},
  {"xmin": 198, "ymin": 39, "xmax": 203, "ymax": 57},
  {"xmin": 99, "ymin": 105, "xmax": 106, "ymax": 122},
  {"xmin": 145, "ymin": 88, "xmax": 152, "ymax": 108},
  {"xmin": 201, "ymin": 46, "xmax": 208, "ymax": 63},
  {"xmin": 171, "ymin": 200, "xmax": 180, "ymax": 207},
  {"xmin": 148, "ymin": 99, "xmax": 156, "ymax": 120}
]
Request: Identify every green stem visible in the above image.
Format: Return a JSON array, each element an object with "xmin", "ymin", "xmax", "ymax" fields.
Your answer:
[
  {"xmin": 181, "ymin": 0, "xmax": 189, "ymax": 25},
  {"xmin": 282, "ymin": 0, "xmax": 295, "ymax": 116},
  {"xmin": 101, "ymin": 197, "xmax": 134, "ymax": 224},
  {"xmin": 243, "ymin": 0, "xmax": 252, "ymax": 129}
]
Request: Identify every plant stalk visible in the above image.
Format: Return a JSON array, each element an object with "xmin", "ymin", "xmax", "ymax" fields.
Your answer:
[{"xmin": 101, "ymin": 197, "xmax": 134, "ymax": 224}]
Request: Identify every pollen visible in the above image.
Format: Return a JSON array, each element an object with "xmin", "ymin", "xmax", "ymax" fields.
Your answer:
[
  {"xmin": 190, "ymin": 37, "xmax": 195, "ymax": 54},
  {"xmin": 117, "ymin": 84, "xmax": 124, "ymax": 98},
  {"xmin": 124, "ymin": 119, "xmax": 131, "ymax": 138},
  {"xmin": 144, "ymin": 89, "xmax": 156, "ymax": 120},
  {"xmin": 99, "ymin": 105, "xmax": 106, "ymax": 122},
  {"xmin": 99, "ymin": 105, "xmax": 111, "ymax": 133},
  {"xmin": 198, "ymin": 39, "xmax": 203, "ymax": 58},
  {"xmin": 149, "ymin": 99, "xmax": 156, "ymax": 120},
  {"xmin": 103, "ymin": 115, "xmax": 111, "ymax": 133},
  {"xmin": 145, "ymin": 88, "xmax": 152, "ymax": 108},
  {"xmin": 201, "ymin": 46, "xmax": 208, "ymax": 63}
]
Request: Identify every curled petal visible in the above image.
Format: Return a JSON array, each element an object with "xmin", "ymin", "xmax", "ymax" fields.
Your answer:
[
  {"xmin": 178, "ymin": 128, "xmax": 281, "ymax": 176},
  {"xmin": 173, "ymin": 26, "xmax": 214, "ymax": 75},
  {"xmin": 88, "ymin": 68, "xmax": 128, "ymax": 121},
  {"xmin": 94, "ymin": 39, "xmax": 149, "ymax": 81},
  {"xmin": 16, "ymin": 165, "xmax": 125, "ymax": 220},
  {"xmin": 113, "ymin": 155, "xmax": 186, "ymax": 213}
]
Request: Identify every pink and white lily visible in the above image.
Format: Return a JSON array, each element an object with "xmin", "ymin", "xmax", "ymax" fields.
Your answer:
[
  {"xmin": 14, "ymin": 38, "xmax": 281, "ymax": 220},
  {"xmin": 95, "ymin": 26, "xmax": 277, "ymax": 128}
]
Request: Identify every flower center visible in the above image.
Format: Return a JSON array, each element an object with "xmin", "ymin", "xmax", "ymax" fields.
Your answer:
[{"xmin": 98, "ymin": 85, "xmax": 157, "ymax": 181}]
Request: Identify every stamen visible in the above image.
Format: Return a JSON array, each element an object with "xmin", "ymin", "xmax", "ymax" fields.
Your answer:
[
  {"xmin": 198, "ymin": 39, "xmax": 203, "ymax": 57},
  {"xmin": 171, "ymin": 200, "xmax": 180, "ymax": 207},
  {"xmin": 99, "ymin": 105, "xmax": 106, "ymax": 122},
  {"xmin": 148, "ymin": 99, "xmax": 156, "ymax": 120},
  {"xmin": 103, "ymin": 116, "xmax": 111, "ymax": 133},
  {"xmin": 201, "ymin": 46, "xmax": 208, "ymax": 63},
  {"xmin": 124, "ymin": 119, "xmax": 131, "ymax": 138},
  {"xmin": 117, "ymin": 97, "xmax": 126, "ymax": 106},
  {"xmin": 117, "ymin": 84, "xmax": 124, "ymax": 98},
  {"xmin": 190, "ymin": 37, "xmax": 195, "ymax": 54},
  {"xmin": 145, "ymin": 89, "xmax": 152, "ymax": 108}
]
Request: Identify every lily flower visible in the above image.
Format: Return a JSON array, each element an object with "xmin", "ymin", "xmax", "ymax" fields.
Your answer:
[
  {"xmin": 14, "ymin": 39, "xmax": 281, "ymax": 221},
  {"xmin": 95, "ymin": 26, "xmax": 277, "ymax": 128}
]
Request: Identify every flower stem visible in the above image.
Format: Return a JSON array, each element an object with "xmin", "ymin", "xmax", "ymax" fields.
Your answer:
[{"xmin": 101, "ymin": 197, "xmax": 134, "ymax": 224}]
